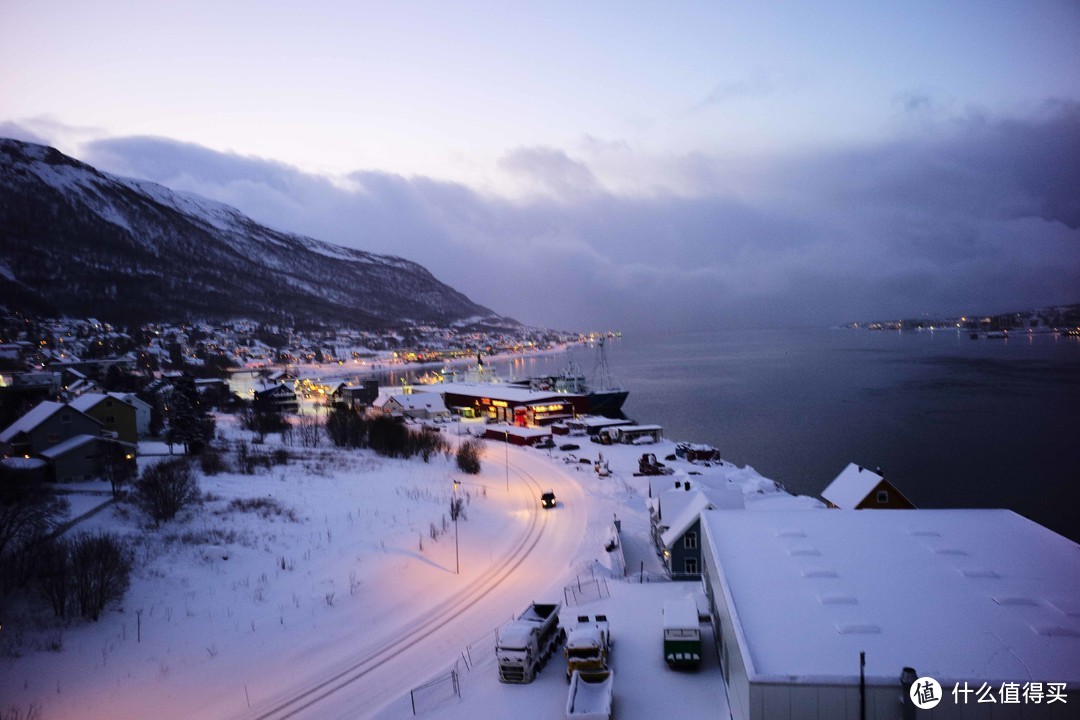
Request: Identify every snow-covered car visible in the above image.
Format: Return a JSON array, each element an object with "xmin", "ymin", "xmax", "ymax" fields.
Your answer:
[{"xmin": 541, "ymin": 490, "xmax": 557, "ymax": 509}]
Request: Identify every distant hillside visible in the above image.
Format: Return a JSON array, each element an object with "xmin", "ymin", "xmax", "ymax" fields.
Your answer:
[{"xmin": 0, "ymin": 139, "xmax": 509, "ymax": 329}]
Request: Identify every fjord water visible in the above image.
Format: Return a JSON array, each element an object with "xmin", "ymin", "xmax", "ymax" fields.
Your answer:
[{"xmin": 500, "ymin": 328, "xmax": 1080, "ymax": 543}]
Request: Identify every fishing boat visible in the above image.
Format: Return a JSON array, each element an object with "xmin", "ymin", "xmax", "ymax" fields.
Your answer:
[{"xmin": 512, "ymin": 338, "xmax": 629, "ymax": 416}]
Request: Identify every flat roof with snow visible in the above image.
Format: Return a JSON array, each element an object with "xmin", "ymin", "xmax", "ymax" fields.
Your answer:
[
  {"xmin": 702, "ymin": 509, "xmax": 1080, "ymax": 684},
  {"xmin": 418, "ymin": 382, "xmax": 581, "ymax": 404}
]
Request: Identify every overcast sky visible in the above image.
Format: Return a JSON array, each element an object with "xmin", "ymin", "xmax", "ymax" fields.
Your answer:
[{"xmin": 2, "ymin": 1, "xmax": 1078, "ymax": 331}]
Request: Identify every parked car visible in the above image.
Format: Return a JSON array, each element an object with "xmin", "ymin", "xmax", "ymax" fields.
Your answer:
[{"xmin": 559, "ymin": 443, "xmax": 581, "ymax": 451}]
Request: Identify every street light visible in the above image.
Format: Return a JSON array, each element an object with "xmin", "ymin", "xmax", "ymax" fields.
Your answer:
[
  {"xmin": 504, "ymin": 428, "xmax": 509, "ymax": 492},
  {"xmin": 452, "ymin": 479, "xmax": 462, "ymax": 574}
]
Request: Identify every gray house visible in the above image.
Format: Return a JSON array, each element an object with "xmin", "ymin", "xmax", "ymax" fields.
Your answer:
[
  {"xmin": 650, "ymin": 482, "xmax": 744, "ymax": 578},
  {"xmin": 0, "ymin": 400, "xmax": 102, "ymax": 457}
]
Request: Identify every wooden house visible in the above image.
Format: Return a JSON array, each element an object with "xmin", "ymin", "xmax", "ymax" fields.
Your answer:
[{"xmin": 820, "ymin": 462, "xmax": 915, "ymax": 509}]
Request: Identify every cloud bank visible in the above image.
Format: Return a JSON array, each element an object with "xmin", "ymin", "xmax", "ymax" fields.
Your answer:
[{"xmin": 29, "ymin": 103, "xmax": 1075, "ymax": 332}]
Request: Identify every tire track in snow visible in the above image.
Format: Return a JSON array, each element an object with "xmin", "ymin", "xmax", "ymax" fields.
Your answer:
[{"xmin": 244, "ymin": 455, "xmax": 557, "ymax": 720}]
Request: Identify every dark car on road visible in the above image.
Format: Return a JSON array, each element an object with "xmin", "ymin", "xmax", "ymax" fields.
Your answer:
[{"xmin": 541, "ymin": 490, "xmax": 557, "ymax": 509}]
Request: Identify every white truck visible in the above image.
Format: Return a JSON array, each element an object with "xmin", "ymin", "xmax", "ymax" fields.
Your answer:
[
  {"xmin": 565, "ymin": 614, "xmax": 611, "ymax": 680},
  {"xmin": 497, "ymin": 602, "xmax": 564, "ymax": 683},
  {"xmin": 565, "ymin": 669, "xmax": 614, "ymax": 720}
]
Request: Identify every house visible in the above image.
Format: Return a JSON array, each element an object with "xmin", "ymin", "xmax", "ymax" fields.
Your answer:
[
  {"xmin": 68, "ymin": 392, "xmax": 139, "ymax": 444},
  {"xmin": 252, "ymin": 382, "xmax": 299, "ymax": 414},
  {"xmin": 0, "ymin": 400, "xmax": 102, "ymax": 457},
  {"xmin": 194, "ymin": 378, "xmax": 232, "ymax": 407},
  {"xmin": 821, "ymin": 462, "xmax": 915, "ymax": 509},
  {"xmin": 648, "ymin": 480, "xmax": 744, "ymax": 578},
  {"xmin": 40, "ymin": 434, "xmax": 136, "ymax": 483},
  {"xmin": 333, "ymin": 380, "xmax": 380, "ymax": 411},
  {"xmin": 107, "ymin": 392, "xmax": 153, "ymax": 437},
  {"xmin": 381, "ymin": 392, "xmax": 449, "ymax": 420},
  {"xmin": 700, "ymin": 509, "xmax": 1080, "ymax": 720}
]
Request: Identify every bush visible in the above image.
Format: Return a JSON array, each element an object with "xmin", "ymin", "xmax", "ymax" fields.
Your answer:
[
  {"xmin": 36, "ymin": 533, "xmax": 133, "ymax": 621},
  {"xmin": 456, "ymin": 439, "xmax": 482, "ymax": 474},
  {"xmin": 199, "ymin": 449, "xmax": 228, "ymax": 476},
  {"xmin": 70, "ymin": 533, "xmax": 132, "ymax": 621},
  {"xmin": 0, "ymin": 472, "xmax": 69, "ymax": 598},
  {"xmin": 134, "ymin": 459, "xmax": 199, "ymax": 523}
]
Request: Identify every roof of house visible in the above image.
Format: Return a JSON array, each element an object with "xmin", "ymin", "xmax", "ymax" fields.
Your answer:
[
  {"xmin": 0, "ymin": 401, "xmax": 66, "ymax": 442},
  {"xmin": 68, "ymin": 392, "xmax": 111, "ymax": 413},
  {"xmin": 386, "ymin": 393, "xmax": 447, "ymax": 412},
  {"xmin": 418, "ymin": 382, "xmax": 583, "ymax": 405},
  {"xmin": 660, "ymin": 487, "xmax": 746, "ymax": 548},
  {"xmin": 701, "ymin": 508, "xmax": 1080, "ymax": 684},
  {"xmin": 39, "ymin": 433, "xmax": 100, "ymax": 459},
  {"xmin": 820, "ymin": 462, "xmax": 886, "ymax": 508}
]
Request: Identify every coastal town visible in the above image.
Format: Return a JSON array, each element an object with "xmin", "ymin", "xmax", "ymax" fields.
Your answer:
[{"xmin": 1, "ymin": 312, "xmax": 1076, "ymax": 720}]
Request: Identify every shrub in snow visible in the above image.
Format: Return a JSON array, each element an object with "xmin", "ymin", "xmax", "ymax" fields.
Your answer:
[
  {"xmin": 36, "ymin": 533, "xmax": 133, "ymax": 621},
  {"xmin": 134, "ymin": 458, "xmax": 200, "ymax": 523},
  {"xmin": 199, "ymin": 448, "xmax": 228, "ymax": 476},
  {"xmin": 0, "ymin": 470, "xmax": 69, "ymax": 598},
  {"xmin": 456, "ymin": 439, "xmax": 482, "ymax": 474}
]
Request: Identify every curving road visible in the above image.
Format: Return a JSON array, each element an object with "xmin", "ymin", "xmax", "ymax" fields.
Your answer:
[{"xmin": 239, "ymin": 444, "xmax": 589, "ymax": 720}]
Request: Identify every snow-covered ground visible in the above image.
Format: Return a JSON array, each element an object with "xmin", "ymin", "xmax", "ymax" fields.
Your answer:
[{"xmin": 1, "ymin": 417, "xmax": 818, "ymax": 719}]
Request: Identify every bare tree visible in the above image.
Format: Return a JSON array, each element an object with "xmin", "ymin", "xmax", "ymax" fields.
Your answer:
[
  {"xmin": 0, "ymin": 472, "xmax": 69, "ymax": 597},
  {"xmin": 133, "ymin": 459, "xmax": 199, "ymax": 523},
  {"xmin": 70, "ymin": 533, "xmax": 133, "ymax": 621}
]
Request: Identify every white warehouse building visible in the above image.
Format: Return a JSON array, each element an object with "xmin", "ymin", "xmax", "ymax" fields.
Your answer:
[{"xmin": 700, "ymin": 509, "xmax": 1078, "ymax": 720}]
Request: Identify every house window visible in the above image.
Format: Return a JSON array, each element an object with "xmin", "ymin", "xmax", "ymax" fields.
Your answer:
[
  {"xmin": 685, "ymin": 557, "xmax": 699, "ymax": 574},
  {"xmin": 47, "ymin": 433, "xmax": 60, "ymax": 444},
  {"xmin": 876, "ymin": 490, "xmax": 889, "ymax": 504},
  {"xmin": 684, "ymin": 531, "xmax": 698, "ymax": 550},
  {"xmin": 106, "ymin": 400, "xmax": 114, "ymax": 408},
  {"xmin": 61, "ymin": 413, "xmax": 71, "ymax": 424},
  {"xmin": 106, "ymin": 415, "xmax": 116, "ymax": 425}
]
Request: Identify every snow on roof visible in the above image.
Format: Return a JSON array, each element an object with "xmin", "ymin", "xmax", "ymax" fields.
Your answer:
[
  {"xmin": 486, "ymin": 424, "xmax": 551, "ymax": 438},
  {"xmin": 39, "ymin": 433, "xmax": 100, "ymax": 459},
  {"xmin": 701, "ymin": 509, "xmax": 1080, "ymax": 684},
  {"xmin": 660, "ymin": 492, "xmax": 714, "ymax": 548},
  {"xmin": 662, "ymin": 597, "xmax": 699, "ymax": 629},
  {"xmin": 660, "ymin": 485, "xmax": 748, "ymax": 548},
  {"xmin": 418, "ymin": 382, "xmax": 582, "ymax": 404},
  {"xmin": 68, "ymin": 392, "xmax": 109, "ymax": 413},
  {"xmin": 0, "ymin": 400, "xmax": 65, "ymax": 442},
  {"xmin": 386, "ymin": 393, "xmax": 447, "ymax": 411},
  {"xmin": 820, "ymin": 462, "xmax": 887, "ymax": 508}
]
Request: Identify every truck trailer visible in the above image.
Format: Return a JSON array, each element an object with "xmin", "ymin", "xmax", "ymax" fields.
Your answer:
[
  {"xmin": 662, "ymin": 597, "xmax": 701, "ymax": 669},
  {"xmin": 565, "ymin": 614, "xmax": 611, "ymax": 680},
  {"xmin": 497, "ymin": 602, "xmax": 564, "ymax": 683}
]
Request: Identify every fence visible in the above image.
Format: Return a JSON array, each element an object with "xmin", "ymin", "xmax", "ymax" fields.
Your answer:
[
  {"xmin": 563, "ymin": 575, "xmax": 610, "ymax": 606},
  {"xmin": 409, "ymin": 664, "xmax": 461, "ymax": 715}
]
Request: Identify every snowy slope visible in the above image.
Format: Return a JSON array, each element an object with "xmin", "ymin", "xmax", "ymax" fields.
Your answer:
[{"xmin": 0, "ymin": 139, "xmax": 505, "ymax": 328}]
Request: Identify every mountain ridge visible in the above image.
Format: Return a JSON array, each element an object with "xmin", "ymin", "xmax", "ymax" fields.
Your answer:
[{"xmin": 0, "ymin": 138, "xmax": 506, "ymax": 329}]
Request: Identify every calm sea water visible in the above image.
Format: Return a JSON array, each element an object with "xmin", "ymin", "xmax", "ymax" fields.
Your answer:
[
  {"xmin": 371, "ymin": 328, "xmax": 1080, "ymax": 542},
  {"xmin": 485, "ymin": 328, "xmax": 1080, "ymax": 543}
]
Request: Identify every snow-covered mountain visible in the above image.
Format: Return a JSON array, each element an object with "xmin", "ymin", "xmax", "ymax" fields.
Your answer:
[{"xmin": 0, "ymin": 139, "xmax": 505, "ymax": 328}]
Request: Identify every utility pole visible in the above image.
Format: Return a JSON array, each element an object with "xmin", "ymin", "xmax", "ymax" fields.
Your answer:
[{"xmin": 452, "ymin": 479, "xmax": 462, "ymax": 574}]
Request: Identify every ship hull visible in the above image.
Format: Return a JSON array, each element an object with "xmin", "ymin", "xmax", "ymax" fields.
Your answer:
[{"xmin": 588, "ymin": 389, "xmax": 629, "ymax": 416}]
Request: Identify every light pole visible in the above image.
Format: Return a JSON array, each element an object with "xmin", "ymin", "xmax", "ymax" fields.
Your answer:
[
  {"xmin": 504, "ymin": 428, "xmax": 509, "ymax": 492},
  {"xmin": 452, "ymin": 479, "xmax": 461, "ymax": 574}
]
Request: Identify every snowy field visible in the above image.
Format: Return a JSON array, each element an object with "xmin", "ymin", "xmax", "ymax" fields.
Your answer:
[{"xmin": 1, "ymin": 415, "xmax": 815, "ymax": 719}]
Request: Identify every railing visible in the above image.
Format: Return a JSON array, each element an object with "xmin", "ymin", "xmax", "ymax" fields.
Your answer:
[{"xmin": 409, "ymin": 663, "xmax": 461, "ymax": 715}]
